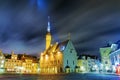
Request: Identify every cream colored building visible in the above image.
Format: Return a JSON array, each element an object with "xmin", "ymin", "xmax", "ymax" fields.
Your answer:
[
  {"xmin": 0, "ymin": 50, "xmax": 5, "ymax": 73},
  {"xmin": 77, "ymin": 59, "xmax": 87, "ymax": 72}
]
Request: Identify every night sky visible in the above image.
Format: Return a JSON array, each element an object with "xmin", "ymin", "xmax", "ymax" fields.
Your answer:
[{"xmin": 0, "ymin": 0, "xmax": 120, "ymax": 57}]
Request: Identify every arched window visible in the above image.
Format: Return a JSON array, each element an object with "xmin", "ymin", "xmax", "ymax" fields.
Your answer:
[
  {"xmin": 58, "ymin": 60, "xmax": 59, "ymax": 63},
  {"xmin": 67, "ymin": 60, "xmax": 68, "ymax": 64}
]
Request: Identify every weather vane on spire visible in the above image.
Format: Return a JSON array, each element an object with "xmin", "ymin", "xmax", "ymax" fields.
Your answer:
[
  {"xmin": 47, "ymin": 16, "xmax": 50, "ymax": 32},
  {"xmin": 68, "ymin": 33, "xmax": 71, "ymax": 40}
]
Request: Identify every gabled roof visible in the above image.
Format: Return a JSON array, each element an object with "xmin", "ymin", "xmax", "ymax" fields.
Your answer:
[
  {"xmin": 4, "ymin": 54, "xmax": 38, "ymax": 63},
  {"xmin": 44, "ymin": 42, "xmax": 59, "ymax": 55},
  {"xmin": 79, "ymin": 54, "xmax": 98, "ymax": 59},
  {"xmin": 57, "ymin": 40, "xmax": 70, "ymax": 51},
  {"xmin": 58, "ymin": 40, "xmax": 69, "ymax": 47},
  {"xmin": 4, "ymin": 54, "xmax": 11, "ymax": 59},
  {"xmin": 19, "ymin": 54, "xmax": 38, "ymax": 62},
  {"xmin": 43, "ymin": 40, "xmax": 71, "ymax": 55}
]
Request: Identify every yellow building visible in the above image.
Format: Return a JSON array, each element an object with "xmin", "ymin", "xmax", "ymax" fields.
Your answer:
[
  {"xmin": 40, "ymin": 17, "xmax": 63, "ymax": 74},
  {"xmin": 39, "ymin": 17, "xmax": 78, "ymax": 74},
  {"xmin": 77, "ymin": 59, "xmax": 87, "ymax": 72},
  {"xmin": 5, "ymin": 51, "xmax": 22, "ymax": 73},
  {"xmin": 20, "ymin": 54, "xmax": 38, "ymax": 74},
  {"xmin": 40, "ymin": 44, "xmax": 63, "ymax": 73},
  {"xmin": 22, "ymin": 59, "xmax": 38, "ymax": 74},
  {"xmin": 77, "ymin": 56, "xmax": 88, "ymax": 72},
  {"xmin": 5, "ymin": 53, "xmax": 39, "ymax": 74}
]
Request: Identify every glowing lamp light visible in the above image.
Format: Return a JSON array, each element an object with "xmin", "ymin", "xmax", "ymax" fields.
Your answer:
[
  {"xmin": 1, "ymin": 60, "xmax": 4, "ymax": 64},
  {"xmin": 101, "ymin": 64, "xmax": 103, "ymax": 67},
  {"xmin": 38, "ymin": 68, "xmax": 40, "ymax": 72},
  {"xmin": 115, "ymin": 62, "xmax": 119, "ymax": 66},
  {"xmin": 62, "ymin": 46, "xmax": 65, "ymax": 50},
  {"xmin": 0, "ymin": 65, "xmax": 3, "ymax": 68},
  {"xmin": 105, "ymin": 66, "xmax": 109, "ymax": 71},
  {"xmin": 58, "ymin": 51, "xmax": 60, "ymax": 54},
  {"xmin": 94, "ymin": 65, "xmax": 97, "ymax": 68},
  {"xmin": 112, "ymin": 65, "xmax": 116, "ymax": 72},
  {"xmin": 60, "ymin": 46, "xmax": 65, "ymax": 51},
  {"xmin": 81, "ymin": 66, "xmax": 85, "ymax": 71},
  {"xmin": 56, "ymin": 42, "xmax": 59, "ymax": 44},
  {"xmin": 32, "ymin": 64, "xmax": 34, "ymax": 66},
  {"xmin": 41, "ymin": 56, "xmax": 43, "ymax": 60},
  {"xmin": 41, "ymin": 53, "xmax": 43, "ymax": 56},
  {"xmin": 47, "ymin": 22, "xmax": 50, "ymax": 32}
]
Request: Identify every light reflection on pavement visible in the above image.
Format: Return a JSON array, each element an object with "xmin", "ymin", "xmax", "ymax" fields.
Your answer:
[{"xmin": 0, "ymin": 73, "xmax": 120, "ymax": 80}]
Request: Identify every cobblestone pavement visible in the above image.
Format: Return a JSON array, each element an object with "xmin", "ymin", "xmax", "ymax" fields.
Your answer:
[{"xmin": 0, "ymin": 73, "xmax": 119, "ymax": 80}]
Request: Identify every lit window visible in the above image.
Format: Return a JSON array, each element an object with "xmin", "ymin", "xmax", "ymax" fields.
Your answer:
[
  {"xmin": 1, "ymin": 60, "xmax": 4, "ymax": 63},
  {"xmin": 60, "ymin": 46, "xmax": 65, "ymax": 51},
  {"xmin": 45, "ymin": 55, "xmax": 48, "ymax": 60}
]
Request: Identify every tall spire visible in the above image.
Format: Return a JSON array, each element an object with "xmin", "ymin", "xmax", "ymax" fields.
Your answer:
[
  {"xmin": 46, "ymin": 16, "xmax": 52, "ymax": 50},
  {"xmin": 47, "ymin": 16, "xmax": 50, "ymax": 32}
]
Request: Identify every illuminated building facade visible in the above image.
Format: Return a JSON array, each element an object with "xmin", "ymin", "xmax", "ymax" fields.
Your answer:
[
  {"xmin": 77, "ymin": 55, "xmax": 99, "ymax": 73},
  {"xmin": 4, "ymin": 52, "xmax": 38, "ymax": 74},
  {"xmin": 39, "ymin": 17, "xmax": 78, "ymax": 74},
  {"xmin": 100, "ymin": 47, "xmax": 112, "ymax": 72},
  {"xmin": 87, "ymin": 56, "xmax": 99, "ymax": 72},
  {"xmin": 109, "ymin": 44, "xmax": 120, "ymax": 73},
  {"xmin": 18, "ymin": 54, "xmax": 38, "ymax": 74},
  {"xmin": 0, "ymin": 50, "xmax": 5, "ymax": 73},
  {"xmin": 61, "ymin": 40, "xmax": 78, "ymax": 73},
  {"xmin": 22, "ymin": 59, "xmax": 38, "ymax": 74},
  {"xmin": 40, "ymin": 44, "xmax": 63, "ymax": 73},
  {"xmin": 5, "ymin": 51, "xmax": 22, "ymax": 72},
  {"xmin": 110, "ymin": 49, "xmax": 120, "ymax": 73},
  {"xmin": 77, "ymin": 56, "xmax": 87, "ymax": 72},
  {"xmin": 46, "ymin": 16, "xmax": 51, "ymax": 50}
]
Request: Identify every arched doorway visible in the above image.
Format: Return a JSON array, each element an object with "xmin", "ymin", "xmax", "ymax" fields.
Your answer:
[{"xmin": 65, "ymin": 65, "xmax": 70, "ymax": 73}]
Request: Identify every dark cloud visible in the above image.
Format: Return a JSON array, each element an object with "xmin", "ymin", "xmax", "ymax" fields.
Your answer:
[{"xmin": 0, "ymin": 0, "xmax": 119, "ymax": 57}]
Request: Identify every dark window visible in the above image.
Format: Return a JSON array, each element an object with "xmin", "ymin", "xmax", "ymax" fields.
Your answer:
[
  {"xmin": 67, "ymin": 60, "xmax": 68, "ymax": 64},
  {"xmin": 70, "ymin": 49, "xmax": 74, "ymax": 53},
  {"xmin": 105, "ymin": 61, "xmax": 108, "ymax": 64}
]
